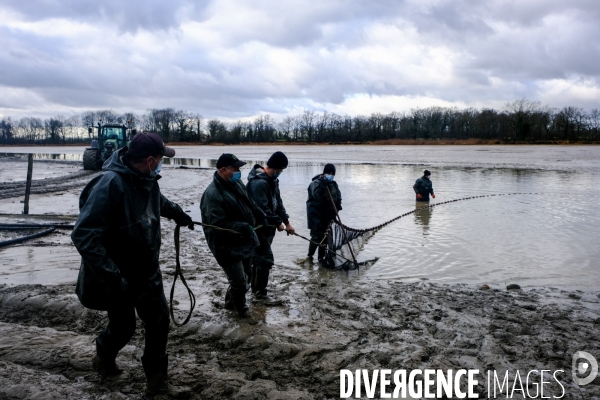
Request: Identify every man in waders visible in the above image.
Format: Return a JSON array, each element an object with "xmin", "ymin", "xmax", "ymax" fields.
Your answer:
[
  {"xmin": 246, "ymin": 151, "xmax": 295, "ymax": 304},
  {"xmin": 71, "ymin": 132, "xmax": 194, "ymax": 397},
  {"xmin": 414, "ymin": 169, "xmax": 436, "ymax": 201},
  {"xmin": 200, "ymin": 153, "xmax": 266, "ymax": 317},
  {"xmin": 306, "ymin": 163, "xmax": 342, "ymax": 266}
]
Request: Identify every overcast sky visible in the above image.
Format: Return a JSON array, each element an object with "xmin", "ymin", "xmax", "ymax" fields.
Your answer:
[{"xmin": 1, "ymin": 0, "xmax": 599, "ymax": 121}]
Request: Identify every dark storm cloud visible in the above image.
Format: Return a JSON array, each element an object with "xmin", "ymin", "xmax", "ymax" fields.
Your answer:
[{"xmin": 1, "ymin": 0, "xmax": 599, "ymax": 119}]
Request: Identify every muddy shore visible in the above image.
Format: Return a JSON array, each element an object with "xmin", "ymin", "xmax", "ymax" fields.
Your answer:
[{"xmin": 0, "ymin": 158, "xmax": 599, "ymax": 399}]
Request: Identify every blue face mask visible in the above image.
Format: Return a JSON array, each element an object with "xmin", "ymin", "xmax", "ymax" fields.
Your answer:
[
  {"xmin": 151, "ymin": 158, "xmax": 163, "ymax": 177},
  {"xmin": 325, "ymin": 174, "xmax": 334, "ymax": 182},
  {"xmin": 274, "ymin": 172, "xmax": 282, "ymax": 178},
  {"xmin": 230, "ymin": 170, "xmax": 242, "ymax": 183}
]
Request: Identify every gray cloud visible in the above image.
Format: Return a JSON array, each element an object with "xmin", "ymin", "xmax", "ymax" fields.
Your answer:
[
  {"xmin": 1, "ymin": 0, "xmax": 209, "ymax": 32},
  {"xmin": 1, "ymin": 0, "xmax": 599, "ymax": 120}
]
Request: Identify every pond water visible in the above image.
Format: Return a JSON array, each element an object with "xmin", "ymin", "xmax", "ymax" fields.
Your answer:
[{"xmin": 1, "ymin": 145, "xmax": 599, "ymax": 289}]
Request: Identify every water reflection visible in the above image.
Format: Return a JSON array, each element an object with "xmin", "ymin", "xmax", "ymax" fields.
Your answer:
[
  {"xmin": 414, "ymin": 202, "xmax": 433, "ymax": 234},
  {"xmin": 0, "ymin": 152, "xmax": 83, "ymax": 162}
]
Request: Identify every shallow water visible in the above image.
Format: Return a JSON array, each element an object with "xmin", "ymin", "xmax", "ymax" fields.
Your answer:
[{"xmin": 1, "ymin": 145, "xmax": 599, "ymax": 288}]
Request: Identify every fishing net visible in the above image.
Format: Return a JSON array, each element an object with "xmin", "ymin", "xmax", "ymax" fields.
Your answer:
[
  {"xmin": 320, "ymin": 221, "xmax": 380, "ymax": 270},
  {"xmin": 319, "ymin": 193, "xmax": 540, "ymax": 271}
]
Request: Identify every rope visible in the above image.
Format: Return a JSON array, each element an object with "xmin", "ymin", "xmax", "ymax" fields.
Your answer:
[
  {"xmin": 169, "ymin": 220, "xmax": 267, "ymax": 326},
  {"xmin": 169, "ymin": 224, "xmax": 196, "ymax": 327},
  {"xmin": 336, "ymin": 193, "xmax": 540, "ymax": 234}
]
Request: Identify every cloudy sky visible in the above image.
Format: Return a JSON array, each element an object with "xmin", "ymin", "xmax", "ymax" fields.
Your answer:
[{"xmin": 1, "ymin": 0, "xmax": 599, "ymax": 120}]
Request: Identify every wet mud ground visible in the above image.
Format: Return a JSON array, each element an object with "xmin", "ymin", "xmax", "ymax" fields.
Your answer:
[{"xmin": 0, "ymin": 157, "xmax": 599, "ymax": 399}]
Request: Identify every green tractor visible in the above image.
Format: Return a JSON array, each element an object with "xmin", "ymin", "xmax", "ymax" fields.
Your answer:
[{"xmin": 83, "ymin": 122, "xmax": 137, "ymax": 170}]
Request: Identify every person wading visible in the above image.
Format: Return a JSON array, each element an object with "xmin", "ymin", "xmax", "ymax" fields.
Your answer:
[
  {"xmin": 246, "ymin": 151, "xmax": 295, "ymax": 304},
  {"xmin": 306, "ymin": 163, "xmax": 342, "ymax": 266},
  {"xmin": 71, "ymin": 132, "xmax": 194, "ymax": 397},
  {"xmin": 200, "ymin": 153, "xmax": 266, "ymax": 317},
  {"xmin": 414, "ymin": 169, "xmax": 436, "ymax": 201}
]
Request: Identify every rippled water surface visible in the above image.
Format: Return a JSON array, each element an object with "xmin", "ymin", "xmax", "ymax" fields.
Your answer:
[{"xmin": 2, "ymin": 145, "xmax": 599, "ymax": 288}]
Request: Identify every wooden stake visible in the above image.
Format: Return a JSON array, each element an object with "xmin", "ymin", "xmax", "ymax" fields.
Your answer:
[{"xmin": 23, "ymin": 154, "xmax": 33, "ymax": 215}]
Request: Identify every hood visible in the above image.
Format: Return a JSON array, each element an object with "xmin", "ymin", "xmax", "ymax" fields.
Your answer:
[
  {"xmin": 311, "ymin": 174, "xmax": 324, "ymax": 181},
  {"xmin": 247, "ymin": 164, "xmax": 269, "ymax": 182},
  {"xmin": 103, "ymin": 147, "xmax": 157, "ymax": 182}
]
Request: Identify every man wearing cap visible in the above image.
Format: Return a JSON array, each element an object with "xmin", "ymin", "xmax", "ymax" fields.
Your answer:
[
  {"xmin": 306, "ymin": 163, "xmax": 342, "ymax": 265},
  {"xmin": 246, "ymin": 151, "xmax": 295, "ymax": 303},
  {"xmin": 414, "ymin": 169, "xmax": 436, "ymax": 201},
  {"xmin": 200, "ymin": 153, "xmax": 266, "ymax": 317},
  {"xmin": 71, "ymin": 132, "xmax": 193, "ymax": 396}
]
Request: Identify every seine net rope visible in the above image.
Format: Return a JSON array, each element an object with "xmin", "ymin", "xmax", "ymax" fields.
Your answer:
[{"xmin": 323, "ymin": 193, "xmax": 539, "ymax": 270}]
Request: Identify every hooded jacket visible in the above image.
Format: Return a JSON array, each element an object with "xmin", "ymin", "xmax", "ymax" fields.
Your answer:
[
  {"xmin": 306, "ymin": 174, "xmax": 342, "ymax": 232},
  {"xmin": 71, "ymin": 148, "xmax": 185, "ymax": 311},
  {"xmin": 246, "ymin": 165, "xmax": 289, "ymax": 236},
  {"xmin": 200, "ymin": 171, "xmax": 265, "ymax": 266},
  {"xmin": 413, "ymin": 176, "xmax": 434, "ymax": 201}
]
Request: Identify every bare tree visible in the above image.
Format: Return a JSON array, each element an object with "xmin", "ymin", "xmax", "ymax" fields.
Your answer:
[
  {"xmin": 504, "ymin": 99, "xmax": 541, "ymax": 141},
  {"xmin": 190, "ymin": 113, "xmax": 205, "ymax": 141},
  {"xmin": 300, "ymin": 110, "xmax": 316, "ymax": 141}
]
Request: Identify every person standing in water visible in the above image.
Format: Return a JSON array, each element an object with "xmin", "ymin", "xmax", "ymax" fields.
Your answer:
[
  {"xmin": 246, "ymin": 151, "xmax": 295, "ymax": 304},
  {"xmin": 306, "ymin": 163, "xmax": 342, "ymax": 265},
  {"xmin": 414, "ymin": 169, "xmax": 435, "ymax": 201}
]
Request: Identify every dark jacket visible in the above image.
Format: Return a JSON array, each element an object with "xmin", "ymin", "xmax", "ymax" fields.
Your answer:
[
  {"xmin": 413, "ymin": 176, "xmax": 434, "ymax": 201},
  {"xmin": 200, "ymin": 172, "xmax": 265, "ymax": 266},
  {"xmin": 71, "ymin": 148, "xmax": 185, "ymax": 311},
  {"xmin": 306, "ymin": 174, "xmax": 342, "ymax": 232},
  {"xmin": 246, "ymin": 165, "xmax": 289, "ymax": 237}
]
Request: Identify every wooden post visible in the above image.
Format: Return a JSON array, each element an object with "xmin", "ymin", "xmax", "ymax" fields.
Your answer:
[{"xmin": 23, "ymin": 154, "xmax": 33, "ymax": 215}]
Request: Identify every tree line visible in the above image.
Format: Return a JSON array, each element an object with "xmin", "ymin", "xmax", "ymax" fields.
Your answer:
[{"xmin": 1, "ymin": 100, "xmax": 599, "ymax": 145}]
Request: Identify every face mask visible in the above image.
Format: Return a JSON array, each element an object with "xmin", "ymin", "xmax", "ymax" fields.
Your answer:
[
  {"xmin": 230, "ymin": 171, "xmax": 242, "ymax": 183},
  {"xmin": 325, "ymin": 174, "xmax": 334, "ymax": 182},
  {"xmin": 150, "ymin": 157, "xmax": 162, "ymax": 177},
  {"xmin": 274, "ymin": 172, "xmax": 281, "ymax": 178}
]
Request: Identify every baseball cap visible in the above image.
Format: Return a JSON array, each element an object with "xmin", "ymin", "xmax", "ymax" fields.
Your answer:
[
  {"xmin": 128, "ymin": 132, "xmax": 175, "ymax": 159},
  {"xmin": 216, "ymin": 153, "xmax": 246, "ymax": 169}
]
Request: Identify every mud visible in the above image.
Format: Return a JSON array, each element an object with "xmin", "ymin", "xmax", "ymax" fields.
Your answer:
[{"xmin": 0, "ymin": 159, "xmax": 599, "ymax": 399}]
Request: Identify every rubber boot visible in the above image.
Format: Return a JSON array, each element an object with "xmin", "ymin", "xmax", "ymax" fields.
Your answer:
[
  {"xmin": 230, "ymin": 286, "xmax": 249, "ymax": 317},
  {"xmin": 93, "ymin": 339, "xmax": 122, "ymax": 377},
  {"xmin": 143, "ymin": 353, "xmax": 170, "ymax": 397},
  {"xmin": 224, "ymin": 287, "xmax": 235, "ymax": 310},
  {"xmin": 307, "ymin": 241, "xmax": 318, "ymax": 258},
  {"xmin": 251, "ymin": 264, "xmax": 270, "ymax": 297},
  {"xmin": 317, "ymin": 243, "xmax": 326, "ymax": 261}
]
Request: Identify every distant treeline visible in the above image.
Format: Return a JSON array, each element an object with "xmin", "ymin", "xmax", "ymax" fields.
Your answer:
[{"xmin": 1, "ymin": 99, "xmax": 599, "ymax": 145}]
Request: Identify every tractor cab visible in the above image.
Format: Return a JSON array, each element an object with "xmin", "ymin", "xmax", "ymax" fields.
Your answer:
[
  {"xmin": 99, "ymin": 125, "xmax": 128, "ymax": 157},
  {"xmin": 83, "ymin": 121, "xmax": 137, "ymax": 170}
]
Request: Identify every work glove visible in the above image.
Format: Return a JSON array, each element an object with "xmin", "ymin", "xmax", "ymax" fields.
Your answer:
[
  {"xmin": 416, "ymin": 193, "xmax": 423, "ymax": 200},
  {"xmin": 431, "ymin": 193, "xmax": 436, "ymax": 199},
  {"xmin": 174, "ymin": 211, "xmax": 194, "ymax": 230},
  {"xmin": 242, "ymin": 224, "xmax": 255, "ymax": 237},
  {"xmin": 258, "ymin": 218, "xmax": 270, "ymax": 230}
]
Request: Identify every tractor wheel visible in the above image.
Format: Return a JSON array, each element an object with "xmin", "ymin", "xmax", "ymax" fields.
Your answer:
[{"xmin": 83, "ymin": 148, "xmax": 102, "ymax": 170}]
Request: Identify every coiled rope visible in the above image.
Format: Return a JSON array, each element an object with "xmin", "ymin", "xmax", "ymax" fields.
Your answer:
[{"xmin": 169, "ymin": 224, "xmax": 197, "ymax": 327}]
